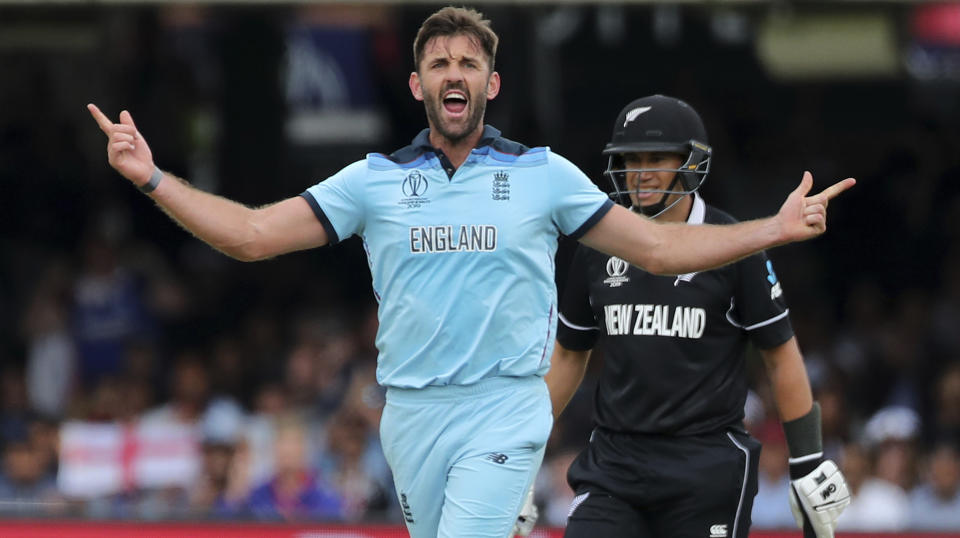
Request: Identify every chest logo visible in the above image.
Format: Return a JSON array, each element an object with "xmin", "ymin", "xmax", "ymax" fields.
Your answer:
[
  {"xmin": 603, "ymin": 256, "xmax": 630, "ymax": 287},
  {"xmin": 492, "ymin": 170, "xmax": 510, "ymax": 201},
  {"xmin": 400, "ymin": 170, "xmax": 431, "ymax": 209}
]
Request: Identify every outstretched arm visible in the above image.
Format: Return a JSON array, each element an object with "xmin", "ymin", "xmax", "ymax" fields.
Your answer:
[
  {"xmin": 88, "ymin": 104, "xmax": 328, "ymax": 261},
  {"xmin": 581, "ymin": 172, "xmax": 855, "ymax": 275}
]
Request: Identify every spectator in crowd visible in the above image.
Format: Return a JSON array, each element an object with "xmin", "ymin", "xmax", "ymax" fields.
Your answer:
[
  {"xmin": 815, "ymin": 379, "xmax": 851, "ymax": 463},
  {"xmin": 316, "ymin": 408, "xmax": 393, "ymax": 521},
  {"xmin": 244, "ymin": 382, "xmax": 290, "ymax": 487},
  {"xmin": 188, "ymin": 399, "xmax": 250, "ymax": 519},
  {"xmin": 22, "ymin": 261, "xmax": 76, "ymax": 419},
  {"xmin": 932, "ymin": 362, "xmax": 960, "ymax": 441},
  {"xmin": 0, "ymin": 366, "xmax": 32, "ymax": 447},
  {"xmin": 141, "ymin": 350, "xmax": 212, "ymax": 427},
  {"xmin": 837, "ymin": 442, "xmax": 910, "ymax": 531},
  {"xmin": 313, "ymin": 358, "xmax": 394, "ymax": 522},
  {"xmin": 71, "ymin": 232, "xmax": 152, "ymax": 389},
  {"xmin": 0, "ymin": 424, "xmax": 61, "ymax": 516},
  {"xmin": 533, "ymin": 448, "xmax": 578, "ymax": 528},
  {"xmin": 909, "ymin": 440, "xmax": 960, "ymax": 530},
  {"xmin": 750, "ymin": 420, "xmax": 796, "ymax": 529},
  {"xmin": 246, "ymin": 416, "xmax": 343, "ymax": 521}
]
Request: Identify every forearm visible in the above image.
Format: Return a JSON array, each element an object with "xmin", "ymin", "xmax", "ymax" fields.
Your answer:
[
  {"xmin": 643, "ymin": 217, "xmax": 784, "ymax": 275},
  {"xmin": 545, "ymin": 344, "xmax": 591, "ymax": 419},
  {"xmin": 148, "ymin": 170, "xmax": 264, "ymax": 261},
  {"xmin": 761, "ymin": 337, "xmax": 814, "ymax": 422},
  {"xmin": 581, "ymin": 205, "xmax": 785, "ymax": 276}
]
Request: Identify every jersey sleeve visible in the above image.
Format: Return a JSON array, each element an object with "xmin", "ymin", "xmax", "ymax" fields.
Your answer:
[
  {"xmin": 546, "ymin": 151, "xmax": 614, "ymax": 239},
  {"xmin": 299, "ymin": 159, "xmax": 368, "ymax": 245},
  {"xmin": 556, "ymin": 246, "xmax": 600, "ymax": 351},
  {"xmin": 730, "ymin": 251, "xmax": 794, "ymax": 349}
]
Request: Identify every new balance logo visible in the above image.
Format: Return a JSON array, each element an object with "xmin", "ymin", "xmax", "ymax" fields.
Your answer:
[
  {"xmin": 821, "ymin": 483, "xmax": 837, "ymax": 500},
  {"xmin": 400, "ymin": 493, "xmax": 414, "ymax": 523},
  {"xmin": 709, "ymin": 523, "xmax": 728, "ymax": 537},
  {"xmin": 486, "ymin": 453, "xmax": 509, "ymax": 464}
]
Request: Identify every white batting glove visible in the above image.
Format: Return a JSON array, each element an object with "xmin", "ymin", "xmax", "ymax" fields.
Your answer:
[
  {"xmin": 789, "ymin": 460, "xmax": 851, "ymax": 538},
  {"xmin": 512, "ymin": 486, "xmax": 538, "ymax": 537}
]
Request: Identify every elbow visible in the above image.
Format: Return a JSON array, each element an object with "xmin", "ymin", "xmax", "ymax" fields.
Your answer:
[
  {"xmin": 231, "ymin": 244, "xmax": 266, "ymax": 262},
  {"xmin": 640, "ymin": 254, "xmax": 670, "ymax": 276},
  {"xmin": 631, "ymin": 239, "xmax": 671, "ymax": 276},
  {"xmin": 221, "ymin": 214, "xmax": 271, "ymax": 262},
  {"xmin": 214, "ymin": 241, "xmax": 262, "ymax": 262},
  {"xmin": 626, "ymin": 222, "xmax": 671, "ymax": 275}
]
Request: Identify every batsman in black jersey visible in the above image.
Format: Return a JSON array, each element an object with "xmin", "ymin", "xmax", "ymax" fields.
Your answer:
[{"xmin": 546, "ymin": 95, "xmax": 850, "ymax": 538}]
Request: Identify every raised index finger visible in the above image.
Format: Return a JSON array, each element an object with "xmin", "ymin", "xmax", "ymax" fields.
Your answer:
[
  {"xmin": 87, "ymin": 103, "xmax": 115, "ymax": 134},
  {"xmin": 818, "ymin": 177, "xmax": 857, "ymax": 201}
]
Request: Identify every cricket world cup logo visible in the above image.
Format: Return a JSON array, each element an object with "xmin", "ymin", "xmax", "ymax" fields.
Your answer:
[
  {"xmin": 399, "ymin": 170, "xmax": 431, "ymax": 209},
  {"xmin": 603, "ymin": 256, "xmax": 630, "ymax": 287},
  {"xmin": 402, "ymin": 170, "xmax": 428, "ymax": 197}
]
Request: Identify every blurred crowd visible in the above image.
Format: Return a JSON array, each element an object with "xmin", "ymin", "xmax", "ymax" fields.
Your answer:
[
  {"xmin": 2, "ymin": 1, "xmax": 960, "ymax": 531},
  {"xmin": 2, "ymin": 229, "xmax": 397, "ymax": 522},
  {"xmin": 1, "ymin": 182, "xmax": 959, "ymax": 531}
]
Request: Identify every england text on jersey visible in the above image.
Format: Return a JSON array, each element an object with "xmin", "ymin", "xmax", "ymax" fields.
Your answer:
[
  {"xmin": 409, "ymin": 225, "xmax": 498, "ymax": 253},
  {"xmin": 603, "ymin": 304, "xmax": 706, "ymax": 338}
]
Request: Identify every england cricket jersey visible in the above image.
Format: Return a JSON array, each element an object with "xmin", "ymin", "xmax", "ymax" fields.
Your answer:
[
  {"xmin": 557, "ymin": 194, "xmax": 794, "ymax": 435},
  {"xmin": 302, "ymin": 126, "xmax": 613, "ymax": 388}
]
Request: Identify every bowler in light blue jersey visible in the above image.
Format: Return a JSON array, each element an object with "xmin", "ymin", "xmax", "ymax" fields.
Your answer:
[{"xmin": 88, "ymin": 5, "xmax": 856, "ymax": 538}]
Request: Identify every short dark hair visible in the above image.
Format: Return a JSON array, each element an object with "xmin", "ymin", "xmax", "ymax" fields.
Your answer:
[{"xmin": 413, "ymin": 6, "xmax": 498, "ymax": 71}]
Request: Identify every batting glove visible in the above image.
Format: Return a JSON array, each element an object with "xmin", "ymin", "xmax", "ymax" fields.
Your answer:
[
  {"xmin": 512, "ymin": 486, "xmax": 538, "ymax": 537},
  {"xmin": 789, "ymin": 459, "xmax": 851, "ymax": 538}
]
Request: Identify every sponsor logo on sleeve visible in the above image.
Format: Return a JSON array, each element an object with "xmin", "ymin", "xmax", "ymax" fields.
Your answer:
[{"xmin": 766, "ymin": 260, "xmax": 783, "ymax": 300}]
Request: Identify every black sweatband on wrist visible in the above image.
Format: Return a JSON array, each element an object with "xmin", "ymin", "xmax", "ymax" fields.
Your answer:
[
  {"xmin": 139, "ymin": 167, "xmax": 164, "ymax": 194},
  {"xmin": 784, "ymin": 402, "xmax": 824, "ymax": 479}
]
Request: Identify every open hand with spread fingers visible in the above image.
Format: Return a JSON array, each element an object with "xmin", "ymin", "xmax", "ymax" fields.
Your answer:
[
  {"xmin": 776, "ymin": 171, "xmax": 856, "ymax": 244},
  {"xmin": 87, "ymin": 104, "xmax": 155, "ymax": 188}
]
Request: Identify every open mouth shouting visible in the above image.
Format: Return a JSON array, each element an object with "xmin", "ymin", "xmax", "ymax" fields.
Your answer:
[{"xmin": 441, "ymin": 89, "xmax": 468, "ymax": 118}]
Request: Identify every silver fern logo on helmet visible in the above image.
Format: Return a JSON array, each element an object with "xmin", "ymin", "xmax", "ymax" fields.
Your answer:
[{"xmin": 623, "ymin": 106, "xmax": 651, "ymax": 127}]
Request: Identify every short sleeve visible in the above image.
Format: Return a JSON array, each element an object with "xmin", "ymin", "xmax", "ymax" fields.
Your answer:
[
  {"xmin": 557, "ymin": 246, "xmax": 600, "ymax": 351},
  {"xmin": 732, "ymin": 251, "xmax": 794, "ymax": 349},
  {"xmin": 546, "ymin": 152, "xmax": 614, "ymax": 239},
  {"xmin": 300, "ymin": 160, "xmax": 368, "ymax": 244}
]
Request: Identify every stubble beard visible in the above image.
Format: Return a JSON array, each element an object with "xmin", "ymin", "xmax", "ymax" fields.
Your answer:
[{"xmin": 423, "ymin": 91, "xmax": 487, "ymax": 145}]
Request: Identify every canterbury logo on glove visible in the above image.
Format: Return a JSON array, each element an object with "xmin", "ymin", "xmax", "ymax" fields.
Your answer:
[
  {"xmin": 789, "ymin": 460, "xmax": 851, "ymax": 538},
  {"xmin": 512, "ymin": 486, "xmax": 538, "ymax": 537}
]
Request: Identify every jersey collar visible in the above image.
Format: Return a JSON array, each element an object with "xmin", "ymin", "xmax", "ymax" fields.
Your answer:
[
  {"xmin": 687, "ymin": 193, "xmax": 706, "ymax": 225},
  {"xmin": 410, "ymin": 125, "xmax": 502, "ymax": 154}
]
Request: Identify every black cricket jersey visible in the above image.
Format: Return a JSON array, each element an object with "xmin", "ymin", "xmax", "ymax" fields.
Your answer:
[{"xmin": 557, "ymin": 194, "xmax": 794, "ymax": 436}]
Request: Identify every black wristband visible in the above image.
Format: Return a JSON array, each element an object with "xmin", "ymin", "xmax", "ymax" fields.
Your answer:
[
  {"xmin": 139, "ymin": 167, "xmax": 164, "ymax": 194},
  {"xmin": 784, "ymin": 402, "xmax": 824, "ymax": 479}
]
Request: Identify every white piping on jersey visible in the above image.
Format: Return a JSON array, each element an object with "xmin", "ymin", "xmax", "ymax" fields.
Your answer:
[
  {"xmin": 687, "ymin": 193, "xmax": 706, "ymax": 225},
  {"xmin": 789, "ymin": 451, "xmax": 823, "ymax": 464},
  {"xmin": 559, "ymin": 312, "xmax": 598, "ymax": 332},
  {"xmin": 674, "ymin": 195, "xmax": 706, "ymax": 285},
  {"xmin": 725, "ymin": 432, "xmax": 752, "ymax": 538},
  {"xmin": 725, "ymin": 297, "xmax": 790, "ymax": 331},
  {"xmin": 567, "ymin": 492, "xmax": 590, "ymax": 519}
]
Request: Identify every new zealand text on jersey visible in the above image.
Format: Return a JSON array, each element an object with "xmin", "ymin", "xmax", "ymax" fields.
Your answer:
[
  {"xmin": 603, "ymin": 304, "xmax": 706, "ymax": 338},
  {"xmin": 409, "ymin": 225, "xmax": 498, "ymax": 253}
]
